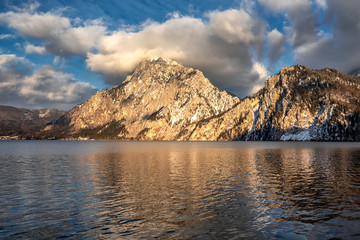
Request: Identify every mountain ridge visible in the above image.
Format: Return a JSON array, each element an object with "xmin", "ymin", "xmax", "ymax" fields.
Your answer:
[
  {"xmin": 0, "ymin": 105, "xmax": 66, "ymax": 139},
  {"xmin": 41, "ymin": 58, "xmax": 360, "ymax": 141}
]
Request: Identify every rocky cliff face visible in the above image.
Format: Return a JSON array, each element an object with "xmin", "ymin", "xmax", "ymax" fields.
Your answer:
[
  {"xmin": 0, "ymin": 106, "xmax": 66, "ymax": 139},
  {"xmin": 239, "ymin": 66, "xmax": 360, "ymax": 141},
  {"xmin": 50, "ymin": 58, "xmax": 240, "ymax": 140},
  {"xmin": 47, "ymin": 59, "xmax": 360, "ymax": 141}
]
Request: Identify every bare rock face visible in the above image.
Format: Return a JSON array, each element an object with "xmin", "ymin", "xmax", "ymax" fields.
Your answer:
[
  {"xmin": 243, "ymin": 66, "xmax": 360, "ymax": 141},
  {"xmin": 48, "ymin": 59, "xmax": 360, "ymax": 141},
  {"xmin": 51, "ymin": 58, "xmax": 240, "ymax": 140}
]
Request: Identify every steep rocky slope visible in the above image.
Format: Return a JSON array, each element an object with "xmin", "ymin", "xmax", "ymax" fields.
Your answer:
[
  {"xmin": 205, "ymin": 66, "xmax": 360, "ymax": 141},
  {"xmin": 252, "ymin": 66, "xmax": 360, "ymax": 140},
  {"xmin": 49, "ymin": 58, "xmax": 240, "ymax": 140},
  {"xmin": 0, "ymin": 106, "xmax": 65, "ymax": 139},
  {"xmin": 47, "ymin": 59, "xmax": 360, "ymax": 141}
]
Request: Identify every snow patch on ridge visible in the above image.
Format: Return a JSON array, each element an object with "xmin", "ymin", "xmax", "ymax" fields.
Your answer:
[{"xmin": 280, "ymin": 130, "xmax": 312, "ymax": 141}]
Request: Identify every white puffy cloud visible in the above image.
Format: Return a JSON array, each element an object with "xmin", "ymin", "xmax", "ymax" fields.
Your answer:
[
  {"xmin": 25, "ymin": 44, "xmax": 46, "ymax": 54},
  {"xmin": 0, "ymin": 54, "xmax": 97, "ymax": 109},
  {"xmin": 252, "ymin": 61, "xmax": 268, "ymax": 81},
  {"xmin": 0, "ymin": 11, "xmax": 71, "ymax": 39},
  {"xmin": 250, "ymin": 61, "xmax": 268, "ymax": 94},
  {"xmin": 0, "ymin": 9, "xmax": 106, "ymax": 56},
  {"xmin": 208, "ymin": 9, "xmax": 266, "ymax": 45},
  {"xmin": 45, "ymin": 23, "xmax": 107, "ymax": 56},
  {"xmin": 87, "ymin": 16, "xmax": 208, "ymax": 76},
  {"xmin": 87, "ymin": 11, "xmax": 268, "ymax": 96},
  {"xmin": 4, "ymin": 0, "xmax": 358, "ymax": 103},
  {"xmin": 20, "ymin": 66, "xmax": 96, "ymax": 104},
  {"xmin": 0, "ymin": 54, "xmax": 28, "ymax": 66},
  {"xmin": 0, "ymin": 4, "xmax": 281, "ymax": 97}
]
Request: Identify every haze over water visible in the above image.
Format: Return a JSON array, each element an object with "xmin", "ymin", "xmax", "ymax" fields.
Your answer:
[{"xmin": 0, "ymin": 141, "xmax": 359, "ymax": 239}]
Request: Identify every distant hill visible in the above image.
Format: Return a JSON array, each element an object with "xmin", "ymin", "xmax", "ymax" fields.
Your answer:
[
  {"xmin": 44, "ymin": 58, "xmax": 360, "ymax": 141},
  {"xmin": 0, "ymin": 106, "xmax": 65, "ymax": 139}
]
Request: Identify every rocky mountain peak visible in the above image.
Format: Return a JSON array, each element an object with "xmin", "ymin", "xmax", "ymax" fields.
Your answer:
[
  {"xmin": 44, "ymin": 61, "xmax": 359, "ymax": 141},
  {"xmin": 264, "ymin": 65, "xmax": 360, "ymax": 92},
  {"xmin": 134, "ymin": 57, "xmax": 182, "ymax": 73},
  {"xmin": 251, "ymin": 65, "xmax": 360, "ymax": 141},
  {"xmin": 123, "ymin": 57, "xmax": 185, "ymax": 84},
  {"xmin": 50, "ymin": 58, "xmax": 240, "ymax": 140}
]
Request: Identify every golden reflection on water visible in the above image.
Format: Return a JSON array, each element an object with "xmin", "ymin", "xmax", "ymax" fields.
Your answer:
[
  {"xmin": 70, "ymin": 142, "xmax": 360, "ymax": 238},
  {"xmin": 2, "ymin": 141, "xmax": 360, "ymax": 239}
]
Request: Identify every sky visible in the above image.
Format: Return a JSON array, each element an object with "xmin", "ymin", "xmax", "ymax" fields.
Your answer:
[{"xmin": 0, "ymin": 0, "xmax": 359, "ymax": 110}]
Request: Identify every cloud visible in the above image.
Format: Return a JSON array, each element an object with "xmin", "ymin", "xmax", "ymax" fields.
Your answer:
[
  {"xmin": 0, "ymin": 11, "xmax": 71, "ymax": 39},
  {"xmin": 45, "ymin": 22, "xmax": 107, "ymax": 56},
  {"xmin": 0, "ymin": 54, "xmax": 97, "ymax": 109},
  {"xmin": 0, "ymin": 54, "xmax": 33, "ymax": 74},
  {"xmin": 286, "ymin": 1, "xmax": 319, "ymax": 48},
  {"xmin": 87, "ymin": 10, "xmax": 268, "ymax": 96},
  {"xmin": 208, "ymin": 9, "xmax": 265, "ymax": 45},
  {"xmin": 315, "ymin": 0, "xmax": 327, "ymax": 8},
  {"xmin": 295, "ymin": 0, "xmax": 360, "ymax": 73},
  {"xmin": 250, "ymin": 61, "xmax": 268, "ymax": 94},
  {"xmin": 267, "ymin": 29, "xmax": 286, "ymax": 64},
  {"xmin": 260, "ymin": 0, "xmax": 360, "ymax": 74},
  {"xmin": 258, "ymin": 0, "xmax": 311, "ymax": 12},
  {"xmin": 0, "ymin": 3, "xmax": 280, "ymax": 97},
  {"xmin": 0, "ymin": 9, "xmax": 106, "ymax": 56},
  {"xmin": 20, "ymin": 66, "xmax": 96, "ymax": 104},
  {"xmin": 259, "ymin": 0, "xmax": 319, "ymax": 49},
  {"xmin": 25, "ymin": 44, "xmax": 46, "ymax": 54},
  {"xmin": 0, "ymin": 34, "xmax": 14, "ymax": 40}
]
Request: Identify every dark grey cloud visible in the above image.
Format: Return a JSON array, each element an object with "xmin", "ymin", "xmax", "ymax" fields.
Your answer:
[
  {"xmin": 259, "ymin": 0, "xmax": 320, "ymax": 49},
  {"xmin": 0, "ymin": 54, "xmax": 97, "ymax": 109},
  {"xmin": 295, "ymin": 0, "xmax": 360, "ymax": 73},
  {"xmin": 286, "ymin": 0, "xmax": 320, "ymax": 48},
  {"xmin": 267, "ymin": 29, "xmax": 286, "ymax": 65}
]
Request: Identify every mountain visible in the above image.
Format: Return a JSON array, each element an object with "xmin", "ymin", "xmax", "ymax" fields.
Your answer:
[
  {"xmin": 233, "ymin": 66, "xmax": 360, "ymax": 141},
  {"xmin": 45, "ymin": 58, "xmax": 360, "ymax": 141},
  {"xmin": 0, "ymin": 106, "xmax": 66, "ymax": 139},
  {"xmin": 46, "ymin": 58, "xmax": 240, "ymax": 140}
]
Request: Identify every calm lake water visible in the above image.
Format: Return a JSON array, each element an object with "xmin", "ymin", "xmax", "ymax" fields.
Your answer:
[{"xmin": 0, "ymin": 141, "xmax": 359, "ymax": 239}]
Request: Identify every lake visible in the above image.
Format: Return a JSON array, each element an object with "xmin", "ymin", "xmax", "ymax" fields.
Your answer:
[{"xmin": 0, "ymin": 141, "xmax": 359, "ymax": 239}]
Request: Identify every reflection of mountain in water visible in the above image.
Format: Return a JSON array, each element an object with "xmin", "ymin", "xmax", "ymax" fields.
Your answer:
[
  {"xmin": 70, "ymin": 142, "xmax": 360, "ymax": 239},
  {"xmin": 1, "ymin": 141, "xmax": 359, "ymax": 238}
]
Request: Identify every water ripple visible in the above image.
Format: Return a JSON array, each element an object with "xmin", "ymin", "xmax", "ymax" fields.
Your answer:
[{"xmin": 0, "ymin": 141, "xmax": 359, "ymax": 239}]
